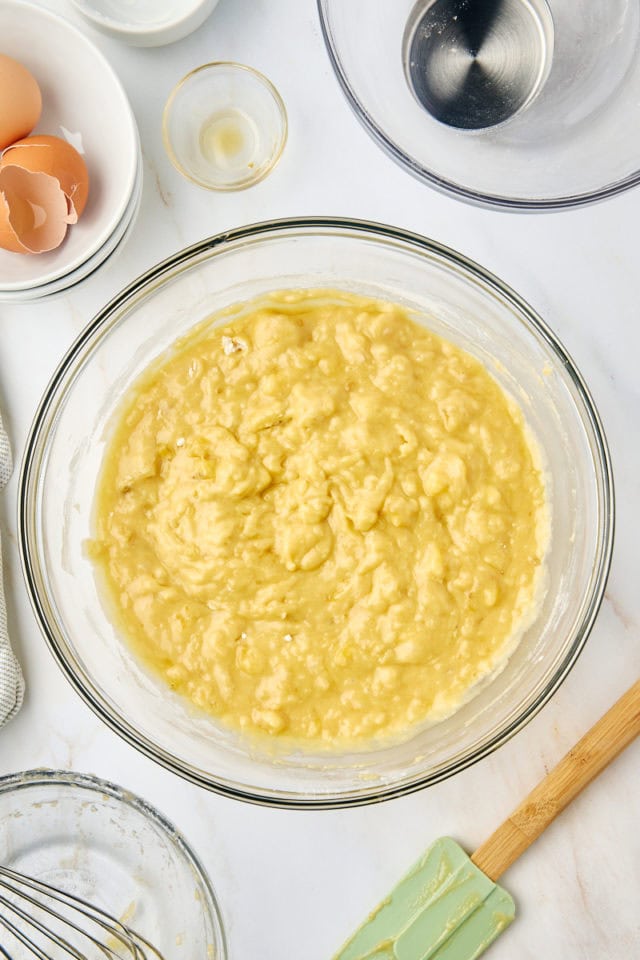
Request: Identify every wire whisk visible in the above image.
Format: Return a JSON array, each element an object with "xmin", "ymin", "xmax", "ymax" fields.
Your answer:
[{"xmin": 0, "ymin": 865, "xmax": 165, "ymax": 959}]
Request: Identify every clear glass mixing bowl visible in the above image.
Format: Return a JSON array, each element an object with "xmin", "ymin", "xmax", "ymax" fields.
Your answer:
[
  {"xmin": 19, "ymin": 219, "xmax": 614, "ymax": 808},
  {"xmin": 0, "ymin": 769, "xmax": 227, "ymax": 957},
  {"xmin": 318, "ymin": 0, "xmax": 640, "ymax": 209}
]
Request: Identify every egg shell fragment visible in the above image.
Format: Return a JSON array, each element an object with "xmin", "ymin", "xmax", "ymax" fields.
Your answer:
[
  {"xmin": 0, "ymin": 134, "xmax": 90, "ymax": 221},
  {"xmin": 0, "ymin": 165, "xmax": 69, "ymax": 254},
  {"xmin": 0, "ymin": 54, "xmax": 42, "ymax": 151}
]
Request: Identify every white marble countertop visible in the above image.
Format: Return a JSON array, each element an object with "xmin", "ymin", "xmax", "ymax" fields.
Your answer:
[{"xmin": 1, "ymin": 1, "xmax": 639, "ymax": 957}]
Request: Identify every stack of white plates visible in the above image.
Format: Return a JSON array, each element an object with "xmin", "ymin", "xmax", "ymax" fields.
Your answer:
[{"xmin": 0, "ymin": 1, "xmax": 142, "ymax": 303}]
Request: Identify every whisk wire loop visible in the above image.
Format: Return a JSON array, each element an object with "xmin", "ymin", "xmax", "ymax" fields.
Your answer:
[
  {"xmin": 0, "ymin": 866, "xmax": 165, "ymax": 960},
  {"xmin": 0, "ymin": 911, "xmax": 56, "ymax": 960},
  {"xmin": 0, "ymin": 886, "xmax": 97, "ymax": 959}
]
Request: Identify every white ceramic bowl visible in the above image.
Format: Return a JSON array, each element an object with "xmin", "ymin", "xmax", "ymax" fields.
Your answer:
[
  {"xmin": 0, "ymin": 0, "xmax": 139, "ymax": 293},
  {"xmin": 70, "ymin": 0, "xmax": 220, "ymax": 47}
]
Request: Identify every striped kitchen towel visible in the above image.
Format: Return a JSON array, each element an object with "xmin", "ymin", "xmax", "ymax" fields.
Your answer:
[{"xmin": 0, "ymin": 411, "xmax": 24, "ymax": 725}]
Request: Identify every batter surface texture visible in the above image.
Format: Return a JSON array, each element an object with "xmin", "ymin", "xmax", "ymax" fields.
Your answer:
[{"xmin": 92, "ymin": 290, "xmax": 547, "ymax": 746}]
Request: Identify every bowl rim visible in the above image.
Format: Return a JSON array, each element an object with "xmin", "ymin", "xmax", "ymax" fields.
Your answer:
[
  {"xmin": 18, "ymin": 216, "xmax": 615, "ymax": 809},
  {"xmin": 162, "ymin": 61, "xmax": 288, "ymax": 192},
  {"xmin": 316, "ymin": 0, "xmax": 640, "ymax": 212},
  {"xmin": 0, "ymin": 767, "xmax": 228, "ymax": 955}
]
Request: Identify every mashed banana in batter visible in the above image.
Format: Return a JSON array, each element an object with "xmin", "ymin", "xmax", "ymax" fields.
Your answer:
[{"xmin": 91, "ymin": 290, "xmax": 547, "ymax": 746}]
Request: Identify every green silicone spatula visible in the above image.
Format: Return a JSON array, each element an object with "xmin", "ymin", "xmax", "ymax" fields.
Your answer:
[{"xmin": 333, "ymin": 679, "xmax": 640, "ymax": 960}]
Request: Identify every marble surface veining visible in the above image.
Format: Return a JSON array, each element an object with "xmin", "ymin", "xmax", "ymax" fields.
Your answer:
[{"xmin": 0, "ymin": 1, "xmax": 638, "ymax": 958}]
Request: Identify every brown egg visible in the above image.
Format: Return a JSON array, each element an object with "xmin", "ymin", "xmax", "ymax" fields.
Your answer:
[
  {"xmin": 0, "ymin": 134, "xmax": 90, "ymax": 221},
  {"xmin": 0, "ymin": 54, "xmax": 42, "ymax": 151},
  {"xmin": 0, "ymin": 165, "xmax": 69, "ymax": 254}
]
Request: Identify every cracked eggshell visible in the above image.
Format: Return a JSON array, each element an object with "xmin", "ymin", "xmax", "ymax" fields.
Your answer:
[
  {"xmin": 0, "ymin": 54, "xmax": 42, "ymax": 151},
  {"xmin": 0, "ymin": 134, "xmax": 90, "ymax": 221},
  {"xmin": 0, "ymin": 165, "xmax": 69, "ymax": 254}
]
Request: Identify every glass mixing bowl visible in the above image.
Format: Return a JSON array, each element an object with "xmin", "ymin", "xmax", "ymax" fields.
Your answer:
[
  {"xmin": 0, "ymin": 769, "xmax": 227, "ymax": 957},
  {"xmin": 19, "ymin": 219, "xmax": 614, "ymax": 808},
  {"xmin": 318, "ymin": 0, "xmax": 640, "ymax": 209}
]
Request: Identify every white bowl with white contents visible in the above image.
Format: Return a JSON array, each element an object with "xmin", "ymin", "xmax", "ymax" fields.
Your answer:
[
  {"xmin": 0, "ymin": 0, "xmax": 139, "ymax": 295},
  {"xmin": 70, "ymin": 0, "xmax": 220, "ymax": 47}
]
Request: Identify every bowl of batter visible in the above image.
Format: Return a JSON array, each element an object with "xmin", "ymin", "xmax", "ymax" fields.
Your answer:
[{"xmin": 19, "ymin": 218, "xmax": 613, "ymax": 807}]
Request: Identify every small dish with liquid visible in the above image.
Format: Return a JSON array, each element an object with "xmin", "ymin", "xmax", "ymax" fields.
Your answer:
[{"xmin": 162, "ymin": 62, "xmax": 287, "ymax": 191}]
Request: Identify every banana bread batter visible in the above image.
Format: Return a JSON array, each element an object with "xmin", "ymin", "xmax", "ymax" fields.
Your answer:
[{"xmin": 91, "ymin": 290, "xmax": 547, "ymax": 746}]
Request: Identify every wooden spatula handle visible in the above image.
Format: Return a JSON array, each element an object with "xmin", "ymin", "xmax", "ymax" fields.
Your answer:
[{"xmin": 471, "ymin": 679, "xmax": 640, "ymax": 882}]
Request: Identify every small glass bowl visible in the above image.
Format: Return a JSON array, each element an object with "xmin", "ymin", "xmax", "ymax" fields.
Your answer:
[
  {"xmin": 163, "ymin": 62, "xmax": 288, "ymax": 191},
  {"xmin": 0, "ymin": 769, "xmax": 227, "ymax": 957}
]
